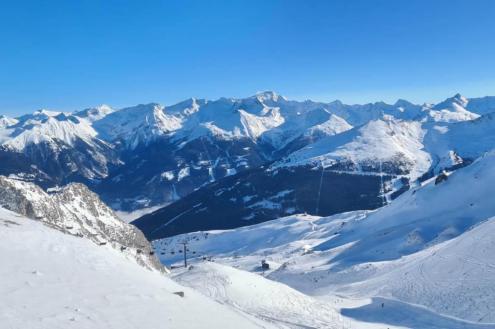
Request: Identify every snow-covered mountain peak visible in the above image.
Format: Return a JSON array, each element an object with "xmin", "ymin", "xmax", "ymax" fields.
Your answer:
[
  {"xmin": 75, "ymin": 104, "xmax": 114, "ymax": 122},
  {"xmin": 393, "ymin": 99, "xmax": 419, "ymax": 113},
  {"xmin": 426, "ymin": 94, "xmax": 479, "ymax": 123},
  {"xmin": 165, "ymin": 97, "xmax": 206, "ymax": 116},
  {"xmin": 305, "ymin": 113, "xmax": 352, "ymax": 137},
  {"xmin": 434, "ymin": 93, "xmax": 469, "ymax": 110},
  {"xmin": 93, "ymin": 103, "xmax": 183, "ymax": 148},
  {"xmin": 254, "ymin": 90, "xmax": 286, "ymax": 103},
  {"xmin": 33, "ymin": 109, "xmax": 63, "ymax": 117},
  {"xmin": 0, "ymin": 110, "xmax": 98, "ymax": 150},
  {"xmin": 0, "ymin": 115, "xmax": 17, "ymax": 127}
]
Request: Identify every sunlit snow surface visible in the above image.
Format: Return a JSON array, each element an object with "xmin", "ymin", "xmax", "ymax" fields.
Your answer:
[{"xmin": 0, "ymin": 208, "xmax": 275, "ymax": 329}]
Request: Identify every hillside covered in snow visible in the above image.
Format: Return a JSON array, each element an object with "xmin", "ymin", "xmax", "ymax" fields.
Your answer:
[
  {"xmin": 0, "ymin": 207, "xmax": 286, "ymax": 329},
  {"xmin": 154, "ymin": 151, "xmax": 495, "ymax": 328}
]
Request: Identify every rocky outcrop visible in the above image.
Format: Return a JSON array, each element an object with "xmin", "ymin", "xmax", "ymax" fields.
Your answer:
[{"xmin": 0, "ymin": 175, "xmax": 165, "ymax": 272}]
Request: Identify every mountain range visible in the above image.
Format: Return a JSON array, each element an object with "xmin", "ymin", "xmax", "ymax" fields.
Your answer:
[
  {"xmin": 2, "ymin": 92, "xmax": 495, "ymax": 238},
  {"xmin": 3, "ymin": 91, "xmax": 495, "ymax": 328}
]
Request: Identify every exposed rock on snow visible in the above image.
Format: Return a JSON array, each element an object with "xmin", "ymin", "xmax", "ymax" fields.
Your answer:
[{"xmin": 0, "ymin": 176, "xmax": 163, "ymax": 271}]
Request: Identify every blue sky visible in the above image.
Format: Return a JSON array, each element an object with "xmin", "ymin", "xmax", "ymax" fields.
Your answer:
[{"xmin": 1, "ymin": 0, "xmax": 495, "ymax": 116}]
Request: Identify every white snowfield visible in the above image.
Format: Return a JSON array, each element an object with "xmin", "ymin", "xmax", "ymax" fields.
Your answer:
[
  {"xmin": 275, "ymin": 118, "xmax": 431, "ymax": 180},
  {"xmin": 172, "ymin": 262, "xmax": 365, "ymax": 329},
  {"xmin": 157, "ymin": 151, "xmax": 495, "ymax": 328},
  {"xmin": 0, "ymin": 208, "xmax": 276, "ymax": 329}
]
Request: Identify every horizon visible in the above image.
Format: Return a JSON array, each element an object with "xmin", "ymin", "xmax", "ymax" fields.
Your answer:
[
  {"xmin": 1, "ymin": 0, "xmax": 495, "ymax": 116},
  {"xmin": 1, "ymin": 90, "xmax": 492, "ymax": 118}
]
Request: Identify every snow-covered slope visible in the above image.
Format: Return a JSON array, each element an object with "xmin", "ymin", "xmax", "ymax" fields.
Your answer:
[
  {"xmin": 1, "ymin": 110, "xmax": 98, "ymax": 149},
  {"xmin": 155, "ymin": 151, "xmax": 495, "ymax": 326},
  {"xmin": 74, "ymin": 104, "xmax": 115, "ymax": 122},
  {"xmin": 348, "ymin": 217, "xmax": 495, "ymax": 324},
  {"xmin": 93, "ymin": 103, "xmax": 183, "ymax": 149},
  {"xmin": 276, "ymin": 118, "xmax": 430, "ymax": 181},
  {"xmin": 275, "ymin": 105, "xmax": 495, "ymax": 189},
  {"xmin": 424, "ymin": 112, "xmax": 495, "ymax": 171},
  {"xmin": 172, "ymin": 262, "xmax": 345, "ymax": 328},
  {"xmin": 0, "ymin": 176, "xmax": 162, "ymax": 271},
  {"xmin": 0, "ymin": 110, "xmax": 118, "ymax": 184},
  {"xmin": 313, "ymin": 150, "xmax": 495, "ymax": 266},
  {"xmin": 0, "ymin": 207, "xmax": 274, "ymax": 329},
  {"xmin": 427, "ymin": 94, "xmax": 480, "ymax": 123}
]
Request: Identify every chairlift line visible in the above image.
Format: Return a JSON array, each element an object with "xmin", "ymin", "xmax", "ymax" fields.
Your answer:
[
  {"xmin": 315, "ymin": 160, "xmax": 325, "ymax": 215},
  {"xmin": 379, "ymin": 160, "xmax": 387, "ymax": 206}
]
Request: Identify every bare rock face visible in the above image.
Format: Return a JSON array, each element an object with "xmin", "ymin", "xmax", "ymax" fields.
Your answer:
[{"xmin": 0, "ymin": 175, "xmax": 165, "ymax": 272}]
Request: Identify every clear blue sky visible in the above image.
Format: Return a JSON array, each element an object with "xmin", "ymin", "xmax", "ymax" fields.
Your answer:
[{"xmin": 1, "ymin": 0, "xmax": 495, "ymax": 116}]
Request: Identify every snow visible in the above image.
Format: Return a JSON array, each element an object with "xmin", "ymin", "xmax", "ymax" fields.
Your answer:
[
  {"xmin": 161, "ymin": 170, "xmax": 175, "ymax": 181},
  {"xmin": 239, "ymin": 108, "xmax": 285, "ymax": 139},
  {"xmin": 4, "ymin": 92, "xmax": 495, "ymax": 328},
  {"xmin": 305, "ymin": 113, "xmax": 353, "ymax": 137},
  {"xmin": 172, "ymin": 262, "xmax": 344, "ymax": 328},
  {"xmin": 424, "ymin": 113, "xmax": 495, "ymax": 169},
  {"xmin": 428, "ymin": 93, "xmax": 480, "ymax": 123},
  {"xmin": 1, "ymin": 92, "xmax": 489, "ymax": 157},
  {"xmin": 276, "ymin": 118, "xmax": 431, "ymax": 180},
  {"xmin": 155, "ymin": 151, "xmax": 495, "ymax": 327},
  {"xmin": 74, "ymin": 105, "xmax": 114, "ymax": 122},
  {"xmin": 0, "ymin": 207, "xmax": 275, "ymax": 329},
  {"xmin": 93, "ymin": 103, "xmax": 183, "ymax": 149},
  {"xmin": 0, "ymin": 112, "xmax": 99, "ymax": 150},
  {"xmin": 353, "ymin": 218, "xmax": 495, "ymax": 323},
  {"xmin": 177, "ymin": 167, "xmax": 190, "ymax": 181}
]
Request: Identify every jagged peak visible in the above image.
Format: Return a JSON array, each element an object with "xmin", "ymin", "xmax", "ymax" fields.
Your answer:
[
  {"xmin": 434, "ymin": 93, "xmax": 469, "ymax": 109},
  {"xmin": 165, "ymin": 97, "xmax": 206, "ymax": 114},
  {"xmin": 253, "ymin": 91, "xmax": 287, "ymax": 102},
  {"xmin": 33, "ymin": 109, "xmax": 62, "ymax": 117},
  {"xmin": 394, "ymin": 98, "xmax": 415, "ymax": 107},
  {"xmin": 328, "ymin": 99, "xmax": 344, "ymax": 106},
  {"xmin": 74, "ymin": 104, "xmax": 114, "ymax": 122}
]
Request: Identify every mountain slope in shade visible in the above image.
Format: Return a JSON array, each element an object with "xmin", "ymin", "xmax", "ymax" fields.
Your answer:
[
  {"xmin": 0, "ymin": 207, "xmax": 275, "ymax": 329},
  {"xmin": 132, "ymin": 164, "xmax": 387, "ymax": 240},
  {"xmin": 0, "ymin": 175, "xmax": 163, "ymax": 271}
]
